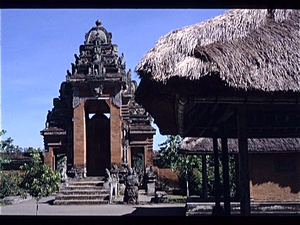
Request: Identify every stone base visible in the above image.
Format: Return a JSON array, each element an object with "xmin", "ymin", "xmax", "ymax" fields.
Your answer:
[
  {"xmin": 146, "ymin": 182, "xmax": 155, "ymax": 196},
  {"xmin": 151, "ymin": 191, "xmax": 169, "ymax": 203},
  {"xmin": 67, "ymin": 167, "xmax": 86, "ymax": 179}
]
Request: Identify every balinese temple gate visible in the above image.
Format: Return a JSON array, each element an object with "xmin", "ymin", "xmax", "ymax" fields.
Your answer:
[{"xmin": 41, "ymin": 20, "xmax": 155, "ymax": 179}]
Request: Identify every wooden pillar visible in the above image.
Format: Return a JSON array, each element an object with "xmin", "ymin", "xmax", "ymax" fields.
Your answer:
[
  {"xmin": 237, "ymin": 105, "xmax": 250, "ymax": 216},
  {"xmin": 73, "ymin": 99, "xmax": 87, "ymax": 177},
  {"xmin": 221, "ymin": 136, "xmax": 231, "ymax": 215},
  {"xmin": 212, "ymin": 137, "xmax": 223, "ymax": 215},
  {"xmin": 202, "ymin": 154, "xmax": 208, "ymax": 199}
]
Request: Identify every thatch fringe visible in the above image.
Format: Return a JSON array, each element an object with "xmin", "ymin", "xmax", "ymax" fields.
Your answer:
[
  {"xmin": 136, "ymin": 9, "xmax": 300, "ymax": 92},
  {"xmin": 178, "ymin": 137, "xmax": 300, "ymax": 154}
]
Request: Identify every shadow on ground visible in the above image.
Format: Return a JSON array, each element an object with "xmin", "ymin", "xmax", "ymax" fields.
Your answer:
[{"xmin": 126, "ymin": 205, "xmax": 186, "ymax": 216}]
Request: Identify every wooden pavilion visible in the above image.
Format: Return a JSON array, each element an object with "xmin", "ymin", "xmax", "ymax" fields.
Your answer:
[
  {"xmin": 178, "ymin": 137, "xmax": 300, "ymax": 202},
  {"xmin": 135, "ymin": 9, "xmax": 300, "ymax": 215}
]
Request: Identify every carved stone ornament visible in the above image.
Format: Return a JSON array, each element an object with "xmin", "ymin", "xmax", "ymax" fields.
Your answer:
[
  {"xmin": 112, "ymin": 86, "xmax": 122, "ymax": 108},
  {"xmin": 72, "ymin": 87, "xmax": 81, "ymax": 108},
  {"xmin": 90, "ymin": 83, "xmax": 104, "ymax": 97},
  {"xmin": 85, "ymin": 20, "xmax": 112, "ymax": 45},
  {"xmin": 124, "ymin": 168, "xmax": 139, "ymax": 204}
]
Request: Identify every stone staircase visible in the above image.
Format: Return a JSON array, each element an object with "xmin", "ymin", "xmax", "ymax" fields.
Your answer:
[{"xmin": 54, "ymin": 177, "xmax": 110, "ymax": 205}]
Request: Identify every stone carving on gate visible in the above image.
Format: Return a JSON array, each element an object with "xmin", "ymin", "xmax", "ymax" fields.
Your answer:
[
  {"xmin": 90, "ymin": 83, "xmax": 104, "ymax": 97},
  {"xmin": 66, "ymin": 20, "xmax": 127, "ymax": 79}
]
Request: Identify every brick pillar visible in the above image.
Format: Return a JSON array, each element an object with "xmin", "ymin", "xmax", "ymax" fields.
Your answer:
[
  {"xmin": 44, "ymin": 147, "xmax": 54, "ymax": 170},
  {"xmin": 73, "ymin": 99, "xmax": 87, "ymax": 177},
  {"xmin": 108, "ymin": 99, "xmax": 122, "ymax": 167},
  {"xmin": 144, "ymin": 145, "xmax": 152, "ymax": 170}
]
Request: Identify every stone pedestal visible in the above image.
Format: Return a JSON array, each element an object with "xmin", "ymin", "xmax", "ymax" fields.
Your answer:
[
  {"xmin": 145, "ymin": 165, "xmax": 156, "ymax": 196},
  {"xmin": 146, "ymin": 179, "xmax": 156, "ymax": 196},
  {"xmin": 151, "ymin": 191, "xmax": 169, "ymax": 203}
]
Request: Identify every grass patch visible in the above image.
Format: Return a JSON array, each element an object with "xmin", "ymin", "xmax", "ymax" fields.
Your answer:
[
  {"xmin": 168, "ymin": 194, "xmax": 187, "ymax": 204},
  {"xmin": 0, "ymin": 198, "xmax": 7, "ymax": 206}
]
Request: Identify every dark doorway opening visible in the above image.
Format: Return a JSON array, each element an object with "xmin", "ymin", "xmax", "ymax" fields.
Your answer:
[
  {"xmin": 86, "ymin": 113, "xmax": 110, "ymax": 176},
  {"xmin": 131, "ymin": 147, "xmax": 145, "ymax": 187}
]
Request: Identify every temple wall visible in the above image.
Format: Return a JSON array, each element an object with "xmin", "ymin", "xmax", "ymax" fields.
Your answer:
[
  {"xmin": 73, "ymin": 100, "xmax": 87, "ymax": 173},
  {"xmin": 249, "ymin": 152, "xmax": 300, "ymax": 201},
  {"xmin": 44, "ymin": 147, "xmax": 54, "ymax": 170},
  {"xmin": 108, "ymin": 99, "xmax": 122, "ymax": 166},
  {"xmin": 145, "ymin": 141, "xmax": 153, "ymax": 169}
]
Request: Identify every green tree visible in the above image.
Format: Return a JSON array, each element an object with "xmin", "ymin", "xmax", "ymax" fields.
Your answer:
[
  {"xmin": 0, "ymin": 130, "xmax": 22, "ymax": 154},
  {"xmin": 0, "ymin": 130, "xmax": 11, "ymax": 171},
  {"xmin": 159, "ymin": 135, "xmax": 202, "ymax": 195},
  {"xmin": 158, "ymin": 135, "xmax": 237, "ymax": 197},
  {"xmin": 20, "ymin": 152, "xmax": 61, "ymax": 215},
  {"xmin": 0, "ymin": 170, "xmax": 25, "ymax": 199}
]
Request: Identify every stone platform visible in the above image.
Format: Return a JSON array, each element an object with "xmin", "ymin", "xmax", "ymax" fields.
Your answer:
[{"xmin": 186, "ymin": 199, "xmax": 300, "ymax": 216}]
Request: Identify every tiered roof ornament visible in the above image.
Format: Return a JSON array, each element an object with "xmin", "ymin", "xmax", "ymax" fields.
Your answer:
[{"xmin": 66, "ymin": 20, "xmax": 127, "ymax": 81}]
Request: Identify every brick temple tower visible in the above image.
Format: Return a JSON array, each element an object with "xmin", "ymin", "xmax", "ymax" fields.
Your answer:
[{"xmin": 41, "ymin": 20, "xmax": 155, "ymax": 179}]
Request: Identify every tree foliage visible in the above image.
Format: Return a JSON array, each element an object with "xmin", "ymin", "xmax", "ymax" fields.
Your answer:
[
  {"xmin": 20, "ymin": 152, "xmax": 61, "ymax": 214},
  {"xmin": 20, "ymin": 152, "xmax": 61, "ymax": 201},
  {"xmin": 0, "ymin": 130, "xmax": 22, "ymax": 154},
  {"xmin": 158, "ymin": 135, "xmax": 237, "ymax": 197},
  {"xmin": 0, "ymin": 171, "xmax": 25, "ymax": 199}
]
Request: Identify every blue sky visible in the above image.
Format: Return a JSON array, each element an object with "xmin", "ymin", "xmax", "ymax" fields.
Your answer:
[{"xmin": 1, "ymin": 9, "xmax": 227, "ymax": 150}]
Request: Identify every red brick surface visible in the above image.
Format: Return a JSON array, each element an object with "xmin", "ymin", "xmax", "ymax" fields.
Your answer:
[
  {"xmin": 108, "ymin": 99, "xmax": 122, "ymax": 167},
  {"xmin": 249, "ymin": 153, "xmax": 300, "ymax": 201},
  {"xmin": 73, "ymin": 100, "xmax": 86, "ymax": 169}
]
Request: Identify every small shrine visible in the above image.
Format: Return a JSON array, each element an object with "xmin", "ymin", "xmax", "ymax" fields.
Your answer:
[{"xmin": 40, "ymin": 20, "xmax": 156, "ymax": 181}]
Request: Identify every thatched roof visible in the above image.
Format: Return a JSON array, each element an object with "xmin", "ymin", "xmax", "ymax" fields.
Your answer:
[
  {"xmin": 136, "ymin": 9, "xmax": 300, "ymax": 92},
  {"xmin": 178, "ymin": 137, "xmax": 300, "ymax": 154}
]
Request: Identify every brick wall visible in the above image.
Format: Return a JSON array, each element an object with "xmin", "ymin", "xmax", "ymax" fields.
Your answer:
[
  {"xmin": 73, "ymin": 100, "xmax": 87, "ymax": 171},
  {"xmin": 155, "ymin": 167, "xmax": 180, "ymax": 188},
  {"xmin": 108, "ymin": 99, "xmax": 122, "ymax": 167},
  {"xmin": 249, "ymin": 152, "xmax": 300, "ymax": 201},
  {"xmin": 44, "ymin": 147, "xmax": 54, "ymax": 169}
]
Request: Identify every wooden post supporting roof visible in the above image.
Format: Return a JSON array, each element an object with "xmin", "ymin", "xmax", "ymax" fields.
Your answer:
[
  {"xmin": 212, "ymin": 137, "xmax": 224, "ymax": 215},
  {"xmin": 202, "ymin": 155, "xmax": 208, "ymax": 199},
  {"xmin": 221, "ymin": 136, "xmax": 231, "ymax": 215},
  {"xmin": 237, "ymin": 105, "xmax": 250, "ymax": 216}
]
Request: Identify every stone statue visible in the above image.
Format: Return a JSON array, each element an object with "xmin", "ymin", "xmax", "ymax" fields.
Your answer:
[
  {"xmin": 124, "ymin": 168, "xmax": 139, "ymax": 204},
  {"xmin": 46, "ymin": 110, "xmax": 53, "ymax": 128},
  {"xmin": 60, "ymin": 156, "xmax": 68, "ymax": 182},
  {"xmin": 105, "ymin": 166, "xmax": 119, "ymax": 204},
  {"xmin": 74, "ymin": 54, "xmax": 80, "ymax": 65},
  {"xmin": 118, "ymin": 53, "xmax": 124, "ymax": 65}
]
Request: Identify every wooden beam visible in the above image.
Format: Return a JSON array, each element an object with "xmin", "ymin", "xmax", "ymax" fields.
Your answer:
[
  {"xmin": 221, "ymin": 136, "xmax": 231, "ymax": 215},
  {"xmin": 193, "ymin": 96, "xmax": 300, "ymax": 105},
  {"xmin": 237, "ymin": 105, "xmax": 250, "ymax": 216}
]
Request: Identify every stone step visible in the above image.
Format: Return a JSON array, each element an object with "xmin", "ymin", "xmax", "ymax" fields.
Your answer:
[
  {"xmin": 56, "ymin": 194, "xmax": 109, "ymax": 201},
  {"xmin": 54, "ymin": 199, "xmax": 109, "ymax": 205},
  {"xmin": 66, "ymin": 185, "xmax": 104, "ymax": 190},
  {"xmin": 138, "ymin": 190, "xmax": 147, "ymax": 195},
  {"xmin": 68, "ymin": 181, "xmax": 104, "ymax": 187},
  {"xmin": 60, "ymin": 189, "xmax": 109, "ymax": 195},
  {"xmin": 68, "ymin": 176, "xmax": 105, "ymax": 182}
]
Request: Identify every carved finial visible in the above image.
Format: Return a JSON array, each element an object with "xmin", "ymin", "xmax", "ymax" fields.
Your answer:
[{"xmin": 96, "ymin": 20, "xmax": 102, "ymax": 27}]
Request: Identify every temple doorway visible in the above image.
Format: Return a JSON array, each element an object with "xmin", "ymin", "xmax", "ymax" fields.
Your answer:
[
  {"xmin": 86, "ymin": 113, "xmax": 110, "ymax": 176},
  {"xmin": 131, "ymin": 147, "xmax": 145, "ymax": 187}
]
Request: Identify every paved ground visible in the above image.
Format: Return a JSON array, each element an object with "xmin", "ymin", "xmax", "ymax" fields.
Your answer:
[{"xmin": 0, "ymin": 195, "xmax": 186, "ymax": 216}]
